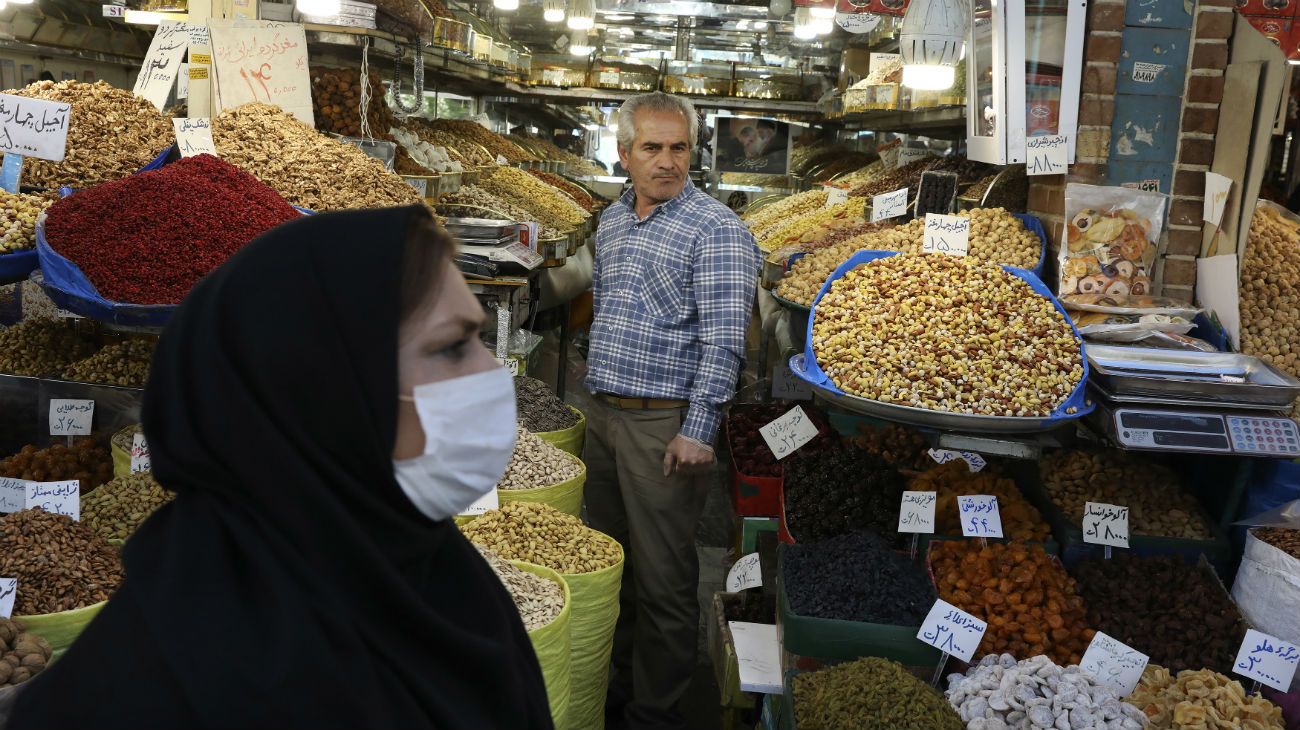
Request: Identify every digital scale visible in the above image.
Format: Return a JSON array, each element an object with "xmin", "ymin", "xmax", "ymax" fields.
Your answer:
[
  {"xmin": 1093, "ymin": 398, "xmax": 1300, "ymax": 456},
  {"xmin": 444, "ymin": 217, "xmax": 543, "ymax": 272}
]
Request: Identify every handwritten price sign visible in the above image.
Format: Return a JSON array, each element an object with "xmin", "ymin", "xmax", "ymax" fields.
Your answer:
[
  {"xmin": 25, "ymin": 480, "xmax": 79, "ymax": 521},
  {"xmin": 131, "ymin": 433, "xmax": 152, "ymax": 473},
  {"xmin": 1083, "ymin": 502, "xmax": 1130, "ymax": 549},
  {"xmin": 771, "ymin": 364, "xmax": 812, "ymax": 401},
  {"xmin": 0, "ymin": 477, "xmax": 24, "ymax": 514},
  {"xmin": 458, "ymin": 488, "xmax": 499, "ymax": 517},
  {"xmin": 172, "ymin": 117, "xmax": 218, "ymax": 158},
  {"xmin": 959, "ymin": 495, "xmax": 1003, "ymax": 538},
  {"xmin": 897, "ymin": 491, "xmax": 937, "ymax": 534},
  {"xmin": 0, "ymin": 93, "xmax": 70, "ymax": 162},
  {"xmin": 923, "ymin": 214, "xmax": 970, "ymax": 257},
  {"xmin": 823, "ymin": 185, "xmax": 849, "ymax": 207},
  {"xmin": 0, "ymin": 577, "xmax": 14, "ymax": 619},
  {"xmin": 1234, "ymin": 629, "xmax": 1300, "ymax": 692},
  {"xmin": 210, "ymin": 23, "xmax": 314, "ymax": 125},
  {"xmin": 872, "ymin": 187, "xmax": 908, "ymax": 222},
  {"xmin": 928, "ymin": 448, "xmax": 986, "ymax": 473},
  {"xmin": 726, "ymin": 553, "xmax": 763, "ymax": 592},
  {"xmin": 1080, "ymin": 631, "xmax": 1149, "ymax": 697},
  {"xmin": 917, "ymin": 599, "xmax": 987, "ymax": 662},
  {"xmin": 758, "ymin": 406, "xmax": 819, "ymax": 461},
  {"xmin": 134, "ymin": 21, "xmax": 199, "ymax": 111},
  {"xmin": 1026, "ymin": 135, "xmax": 1068, "ymax": 176},
  {"xmin": 49, "ymin": 399, "xmax": 94, "ymax": 436}
]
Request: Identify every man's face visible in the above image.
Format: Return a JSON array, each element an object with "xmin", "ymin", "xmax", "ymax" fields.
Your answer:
[
  {"xmin": 729, "ymin": 118, "xmax": 774, "ymax": 158},
  {"xmin": 618, "ymin": 108, "xmax": 690, "ymax": 205}
]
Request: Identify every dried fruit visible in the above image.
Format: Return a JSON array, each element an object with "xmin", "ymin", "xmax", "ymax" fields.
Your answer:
[
  {"xmin": 793, "ymin": 656, "xmax": 962, "ymax": 730},
  {"xmin": 0, "ymin": 439, "xmax": 115, "ymax": 494},
  {"xmin": 1129, "ymin": 665, "xmax": 1284, "ymax": 729},
  {"xmin": 909, "ymin": 461, "xmax": 1052, "ymax": 542},
  {"xmin": 946, "ymin": 654, "xmax": 1147, "ymax": 730},
  {"xmin": 782, "ymin": 445, "xmax": 905, "ymax": 545},
  {"xmin": 782, "ymin": 531, "xmax": 935, "ymax": 625}
]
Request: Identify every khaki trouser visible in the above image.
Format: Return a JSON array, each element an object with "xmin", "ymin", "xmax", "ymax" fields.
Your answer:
[{"xmin": 583, "ymin": 398, "xmax": 711, "ymax": 730}]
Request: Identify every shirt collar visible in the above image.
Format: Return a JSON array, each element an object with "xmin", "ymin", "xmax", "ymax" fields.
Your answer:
[{"xmin": 620, "ymin": 178, "xmax": 696, "ymax": 221}]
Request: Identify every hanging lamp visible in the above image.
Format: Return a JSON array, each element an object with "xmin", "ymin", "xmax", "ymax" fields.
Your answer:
[
  {"xmin": 569, "ymin": 29, "xmax": 594, "ymax": 55},
  {"xmin": 792, "ymin": 6, "xmax": 817, "ymax": 39},
  {"xmin": 544, "ymin": 0, "xmax": 566, "ymax": 23},
  {"xmin": 567, "ymin": 0, "xmax": 594, "ymax": 30},
  {"xmin": 898, "ymin": 0, "xmax": 966, "ymax": 90}
]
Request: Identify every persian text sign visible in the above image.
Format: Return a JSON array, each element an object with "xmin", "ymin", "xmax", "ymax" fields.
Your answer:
[
  {"xmin": 0, "ymin": 94, "xmax": 70, "ymax": 162},
  {"xmin": 209, "ymin": 22, "xmax": 313, "ymax": 125}
]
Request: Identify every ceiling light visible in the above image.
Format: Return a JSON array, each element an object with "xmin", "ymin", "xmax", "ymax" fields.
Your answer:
[
  {"xmin": 124, "ymin": 8, "xmax": 186, "ymax": 22},
  {"xmin": 544, "ymin": 0, "xmax": 565, "ymax": 22},
  {"xmin": 899, "ymin": 0, "xmax": 966, "ymax": 90},
  {"xmin": 813, "ymin": 14, "xmax": 833, "ymax": 33},
  {"xmin": 568, "ymin": 0, "xmax": 594, "ymax": 29},
  {"xmin": 808, "ymin": 2, "xmax": 835, "ymax": 18},
  {"xmin": 8, "ymin": 0, "xmax": 33, "ymax": 5},
  {"xmin": 296, "ymin": 0, "xmax": 341, "ymax": 15},
  {"xmin": 793, "ymin": 6, "xmax": 817, "ymax": 38},
  {"xmin": 493, "ymin": 0, "xmax": 518, "ymax": 9},
  {"xmin": 570, "ymin": 29, "xmax": 593, "ymax": 55}
]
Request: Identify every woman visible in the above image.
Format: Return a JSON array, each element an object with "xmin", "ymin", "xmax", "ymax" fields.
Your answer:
[{"xmin": 8, "ymin": 206, "xmax": 554, "ymax": 729}]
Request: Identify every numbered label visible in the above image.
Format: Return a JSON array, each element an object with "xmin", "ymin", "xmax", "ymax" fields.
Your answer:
[
  {"xmin": 917, "ymin": 599, "xmax": 987, "ymax": 663},
  {"xmin": 958, "ymin": 495, "xmax": 1003, "ymax": 538},
  {"xmin": 897, "ymin": 147, "xmax": 928, "ymax": 168},
  {"xmin": 1026, "ymin": 135, "xmax": 1068, "ymax": 176},
  {"xmin": 25, "ymin": 480, "xmax": 79, "ymax": 521},
  {"xmin": 49, "ymin": 399, "xmax": 94, "ymax": 436},
  {"xmin": 872, "ymin": 187, "xmax": 908, "ymax": 222},
  {"xmin": 496, "ymin": 357, "xmax": 520, "ymax": 376},
  {"xmin": 1234, "ymin": 629, "xmax": 1300, "ymax": 692},
  {"xmin": 726, "ymin": 552, "xmax": 763, "ymax": 592},
  {"xmin": 1082, "ymin": 502, "xmax": 1130, "ymax": 549},
  {"xmin": 1080, "ymin": 631, "xmax": 1149, "ymax": 697},
  {"xmin": 0, "ymin": 477, "xmax": 24, "ymax": 514},
  {"xmin": 897, "ymin": 491, "xmax": 937, "ymax": 534},
  {"xmin": 771, "ymin": 364, "xmax": 812, "ymax": 401},
  {"xmin": 130, "ymin": 432, "xmax": 152, "ymax": 473},
  {"xmin": 102, "ymin": 4, "xmax": 126, "ymax": 17},
  {"xmin": 0, "ymin": 578, "xmax": 14, "ymax": 619},
  {"xmin": 824, "ymin": 185, "xmax": 849, "ymax": 207},
  {"xmin": 923, "ymin": 214, "xmax": 970, "ymax": 257},
  {"xmin": 458, "ymin": 489, "xmax": 499, "ymax": 517},
  {"xmin": 172, "ymin": 117, "xmax": 217, "ymax": 158},
  {"xmin": 758, "ymin": 406, "xmax": 819, "ymax": 461}
]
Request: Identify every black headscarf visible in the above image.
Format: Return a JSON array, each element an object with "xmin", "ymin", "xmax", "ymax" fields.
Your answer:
[{"xmin": 11, "ymin": 206, "xmax": 554, "ymax": 730}]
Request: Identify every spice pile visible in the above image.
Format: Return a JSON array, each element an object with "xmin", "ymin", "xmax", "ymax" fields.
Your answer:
[
  {"xmin": 909, "ymin": 461, "xmax": 1052, "ymax": 542},
  {"xmin": 782, "ymin": 531, "xmax": 934, "ymax": 625},
  {"xmin": 439, "ymin": 186, "xmax": 563, "ymax": 239},
  {"xmin": 0, "ymin": 618, "xmax": 53, "ymax": 688},
  {"xmin": 0, "ymin": 509, "xmax": 123, "ymax": 615},
  {"xmin": 213, "ymin": 103, "xmax": 422, "ymax": 211},
  {"xmin": 460, "ymin": 502, "xmax": 621, "ymax": 574},
  {"xmin": 1040, "ymin": 449, "xmax": 1212, "ymax": 539},
  {"xmin": 476, "ymin": 547, "xmax": 565, "ymax": 632},
  {"xmin": 479, "ymin": 166, "xmax": 588, "ymax": 231},
  {"xmin": 0, "ymin": 190, "xmax": 52, "ymax": 254},
  {"xmin": 793, "ymin": 657, "xmax": 963, "ymax": 730},
  {"xmin": 0, "ymin": 440, "xmax": 115, "ymax": 493},
  {"xmin": 0, "ymin": 319, "xmax": 97, "ymax": 378},
  {"xmin": 1129, "ymin": 665, "xmax": 1284, "ymax": 729},
  {"xmin": 0, "ymin": 80, "xmax": 173, "ymax": 188},
  {"xmin": 498, "ymin": 426, "xmax": 583, "ymax": 490},
  {"xmin": 61, "ymin": 339, "xmax": 155, "ymax": 387},
  {"xmin": 727, "ymin": 405, "xmax": 833, "ymax": 478},
  {"xmin": 931, "ymin": 540, "xmax": 1092, "ymax": 665},
  {"xmin": 782, "ymin": 447, "xmax": 905, "ymax": 544},
  {"xmin": 946, "ymin": 654, "xmax": 1147, "ymax": 730},
  {"xmin": 43, "ymin": 155, "xmax": 300, "ymax": 305},
  {"xmin": 514, "ymin": 376, "xmax": 580, "ymax": 432},
  {"xmin": 812, "ymin": 254, "xmax": 1084, "ymax": 416},
  {"xmin": 81, "ymin": 472, "xmax": 174, "ymax": 542}
]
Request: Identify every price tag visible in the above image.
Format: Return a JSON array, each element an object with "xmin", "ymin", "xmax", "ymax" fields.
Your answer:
[
  {"xmin": 495, "ymin": 357, "xmax": 520, "ymax": 376},
  {"xmin": 1080, "ymin": 631, "xmax": 1149, "ymax": 697},
  {"xmin": 836, "ymin": 11, "xmax": 882, "ymax": 33},
  {"xmin": 0, "ymin": 93, "xmax": 71, "ymax": 162},
  {"xmin": 405, "ymin": 177, "xmax": 429, "ymax": 197},
  {"xmin": 599, "ymin": 71, "xmax": 620, "ymax": 86},
  {"xmin": 1234, "ymin": 629, "xmax": 1300, "ymax": 692},
  {"xmin": 49, "ymin": 399, "xmax": 94, "ymax": 436},
  {"xmin": 176, "ymin": 63, "xmax": 189, "ymax": 100},
  {"xmin": 923, "ymin": 213, "xmax": 970, "ymax": 257},
  {"xmin": 458, "ymin": 488, "xmax": 499, "ymax": 517},
  {"xmin": 1204, "ymin": 172, "xmax": 1231, "ymax": 226},
  {"xmin": 824, "ymin": 185, "xmax": 849, "ymax": 207},
  {"xmin": 0, "ymin": 577, "xmax": 14, "ymax": 619},
  {"xmin": 0, "ymin": 477, "xmax": 25, "ymax": 514},
  {"xmin": 726, "ymin": 552, "xmax": 762, "ymax": 592},
  {"xmin": 758, "ymin": 406, "xmax": 819, "ymax": 461},
  {"xmin": 504, "ymin": 242, "xmax": 544, "ymax": 268},
  {"xmin": 771, "ymin": 363, "xmax": 812, "ymax": 401},
  {"xmin": 133, "ymin": 21, "xmax": 196, "ymax": 111},
  {"xmin": 103, "ymin": 4, "xmax": 126, "ymax": 16},
  {"xmin": 542, "ymin": 68, "xmax": 565, "ymax": 85},
  {"xmin": 1026, "ymin": 134, "xmax": 1069, "ymax": 176},
  {"xmin": 495, "ymin": 154, "xmax": 508, "ymax": 165},
  {"xmin": 879, "ymin": 145, "xmax": 900, "ymax": 170},
  {"xmin": 872, "ymin": 187, "xmax": 908, "ymax": 222},
  {"xmin": 959, "ymin": 495, "xmax": 1003, "ymax": 538},
  {"xmin": 130, "ymin": 432, "xmax": 152, "ymax": 473},
  {"xmin": 917, "ymin": 598, "xmax": 987, "ymax": 663},
  {"xmin": 897, "ymin": 490, "xmax": 937, "ymax": 534},
  {"xmin": 25, "ymin": 480, "xmax": 79, "ymax": 521},
  {"xmin": 1082, "ymin": 502, "xmax": 1130, "ymax": 549},
  {"xmin": 172, "ymin": 117, "xmax": 217, "ymax": 158},
  {"xmin": 897, "ymin": 147, "xmax": 928, "ymax": 168},
  {"xmin": 927, "ymin": 448, "xmax": 986, "ymax": 473}
]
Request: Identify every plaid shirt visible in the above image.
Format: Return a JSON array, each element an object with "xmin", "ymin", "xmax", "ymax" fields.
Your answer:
[{"xmin": 586, "ymin": 179, "xmax": 760, "ymax": 444}]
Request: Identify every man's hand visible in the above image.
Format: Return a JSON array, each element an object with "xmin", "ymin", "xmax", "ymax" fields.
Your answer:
[{"xmin": 663, "ymin": 435, "xmax": 715, "ymax": 477}]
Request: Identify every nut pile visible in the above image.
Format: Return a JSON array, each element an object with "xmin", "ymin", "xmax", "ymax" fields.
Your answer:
[
  {"xmin": 475, "ymin": 547, "xmax": 565, "ymax": 632},
  {"xmin": 1, "ymin": 80, "xmax": 173, "ymax": 189},
  {"xmin": 757, "ymin": 199, "xmax": 865, "ymax": 253},
  {"xmin": 81, "ymin": 472, "xmax": 174, "ymax": 542},
  {"xmin": 743, "ymin": 189, "xmax": 828, "ymax": 239},
  {"xmin": 0, "ymin": 618, "xmax": 53, "ymax": 688},
  {"xmin": 782, "ymin": 531, "xmax": 935, "ymax": 625},
  {"xmin": 61, "ymin": 338, "xmax": 155, "ymax": 387},
  {"xmin": 439, "ymin": 186, "xmax": 563, "ymax": 239},
  {"xmin": 932, "ymin": 540, "xmax": 1093, "ymax": 665},
  {"xmin": 426, "ymin": 119, "xmax": 536, "ymax": 164},
  {"xmin": 310, "ymin": 66, "xmax": 392, "ymax": 138},
  {"xmin": 782, "ymin": 446, "xmax": 905, "ymax": 545},
  {"xmin": 479, "ymin": 166, "xmax": 588, "ymax": 231},
  {"xmin": 1241, "ymin": 206, "xmax": 1300, "ymax": 418},
  {"xmin": 0, "ymin": 440, "xmax": 114, "ymax": 493},
  {"xmin": 1040, "ymin": 449, "xmax": 1212, "ymax": 539},
  {"xmin": 515, "ymin": 376, "xmax": 580, "ymax": 432},
  {"xmin": 793, "ymin": 656, "xmax": 963, "ymax": 730},
  {"xmin": 1128, "ymin": 665, "xmax": 1284, "ymax": 729},
  {"xmin": 965, "ymin": 173, "xmax": 998, "ymax": 203},
  {"xmin": 0, "ymin": 318, "xmax": 98, "ymax": 377},
  {"xmin": 848, "ymin": 156, "xmax": 935, "ymax": 199},
  {"xmin": 498, "ymin": 426, "xmax": 583, "ymax": 490},
  {"xmin": 1254, "ymin": 527, "xmax": 1300, "ymax": 560},
  {"xmin": 0, "ymin": 190, "xmax": 52, "ymax": 254},
  {"xmin": 403, "ymin": 119, "xmax": 494, "ymax": 167},
  {"xmin": 0, "ymin": 509, "xmax": 123, "ymax": 614},
  {"xmin": 527, "ymin": 169, "xmax": 595, "ymax": 212},
  {"xmin": 213, "ymin": 103, "xmax": 422, "ymax": 211},
  {"xmin": 910, "ymin": 461, "xmax": 1052, "ymax": 542},
  {"xmin": 460, "ymin": 502, "xmax": 621, "ymax": 574},
  {"xmin": 798, "ymin": 220, "xmax": 891, "ymax": 255},
  {"xmin": 833, "ymin": 160, "xmax": 886, "ymax": 189},
  {"xmin": 946, "ymin": 654, "xmax": 1148, "ymax": 730},
  {"xmin": 389, "ymin": 125, "xmax": 463, "ymax": 174},
  {"xmin": 848, "ymin": 423, "xmax": 931, "ymax": 472},
  {"xmin": 812, "ymin": 255, "xmax": 1084, "ymax": 416}
]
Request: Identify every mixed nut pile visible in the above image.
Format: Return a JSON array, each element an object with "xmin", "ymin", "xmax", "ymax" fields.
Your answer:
[
  {"xmin": 61, "ymin": 339, "xmax": 155, "ymax": 388},
  {"xmin": 478, "ymin": 166, "xmax": 588, "ymax": 232},
  {"xmin": 439, "ymin": 186, "xmax": 564, "ymax": 239},
  {"xmin": 0, "ymin": 190, "xmax": 52, "ymax": 255}
]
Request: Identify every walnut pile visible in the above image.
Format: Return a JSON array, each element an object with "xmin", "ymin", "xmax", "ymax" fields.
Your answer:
[
  {"xmin": 212, "ymin": 102, "xmax": 422, "ymax": 211},
  {"xmin": 1242, "ymin": 205, "xmax": 1300, "ymax": 418},
  {"xmin": 0, "ymin": 81, "xmax": 173, "ymax": 189}
]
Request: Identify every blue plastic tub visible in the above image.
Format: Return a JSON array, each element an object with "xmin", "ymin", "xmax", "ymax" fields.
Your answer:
[{"xmin": 0, "ymin": 249, "xmax": 37, "ymax": 286}]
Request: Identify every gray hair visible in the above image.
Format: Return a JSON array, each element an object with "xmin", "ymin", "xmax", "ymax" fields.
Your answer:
[{"xmin": 614, "ymin": 92, "xmax": 698, "ymax": 151}]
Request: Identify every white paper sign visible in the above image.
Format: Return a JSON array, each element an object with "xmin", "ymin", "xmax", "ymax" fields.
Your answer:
[
  {"xmin": 869, "ymin": 52, "xmax": 900, "ymax": 73},
  {"xmin": 406, "ymin": 177, "xmax": 429, "ymax": 197},
  {"xmin": 0, "ymin": 94, "xmax": 70, "ymax": 163},
  {"xmin": 959, "ymin": 494, "xmax": 1003, "ymax": 538},
  {"xmin": 917, "ymin": 598, "xmax": 987, "ymax": 662},
  {"xmin": 1083, "ymin": 502, "xmax": 1130, "ymax": 549},
  {"xmin": 726, "ymin": 552, "xmax": 763, "ymax": 592},
  {"xmin": 177, "ymin": 63, "xmax": 189, "ymax": 100},
  {"xmin": 897, "ymin": 147, "xmax": 928, "ymax": 169},
  {"xmin": 209, "ymin": 22, "xmax": 314, "ymax": 125},
  {"xmin": 898, "ymin": 491, "xmax": 937, "ymax": 534},
  {"xmin": 771, "ymin": 363, "xmax": 812, "ymax": 401},
  {"xmin": 1234, "ymin": 629, "xmax": 1300, "ymax": 692},
  {"xmin": 25, "ymin": 480, "xmax": 79, "ymax": 521},
  {"xmin": 923, "ymin": 214, "xmax": 970, "ymax": 257},
  {"xmin": 729, "ymin": 621, "xmax": 782, "ymax": 694},
  {"xmin": 758, "ymin": 406, "xmax": 819, "ymax": 461},
  {"xmin": 542, "ymin": 68, "xmax": 565, "ymax": 85},
  {"xmin": 599, "ymin": 71, "xmax": 619, "ymax": 86},
  {"xmin": 49, "ymin": 399, "xmax": 94, "ymax": 436},
  {"xmin": 103, "ymin": 4, "xmax": 126, "ymax": 16},
  {"xmin": 928, "ymin": 448, "xmax": 987, "ymax": 472},
  {"xmin": 130, "ymin": 432, "xmax": 152, "ymax": 473},
  {"xmin": 459, "ymin": 488, "xmax": 499, "ymax": 516},
  {"xmin": 824, "ymin": 185, "xmax": 849, "ymax": 207},
  {"xmin": 172, "ymin": 117, "xmax": 218, "ymax": 158},
  {"xmin": 495, "ymin": 357, "xmax": 521, "ymax": 376},
  {"xmin": 134, "ymin": 21, "xmax": 196, "ymax": 111},
  {"xmin": 1080, "ymin": 631, "xmax": 1149, "ymax": 697},
  {"xmin": 836, "ymin": 11, "xmax": 882, "ymax": 33},
  {"xmin": 872, "ymin": 187, "xmax": 908, "ymax": 222},
  {"xmin": 879, "ymin": 145, "xmax": 900, "ymax": 170},
  {"xmin": 0, "ymin": 578, "xmax": 14, "ymax": 619},
  {"xmin": 1204, "ymin": 172, "xmax": 1232, "ymax": 226},
  {"xmin": 0, "ymin": 477, "xmax": 25, "ymax": 514},
  {"xmin": 1132, "ymin": 61, "xmax": 1165, "ymax": 83},
  {"xmin": 1026, "ymin": 135, "xmax": 1069, "ymax": 176}
]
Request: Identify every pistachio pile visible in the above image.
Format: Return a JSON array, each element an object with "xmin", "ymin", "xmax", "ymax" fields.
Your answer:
[
  {"xmin": 946, "ymin": 654, "xmax": 1148, "ymax": 730},
  {"xmin": 0, "ymin": 509, "xmax": 123, "ymax": 615},
  {"xmin": 0, "ymin": 319, "xmax": 98, "ymax": 378},
  {"xmin": 812, "ymin": 254, "xmax": 1084, "ymax": 417},
  {"xmin": 499, "ymin": 426, "xmax": 583, "ymax": 490},
  {"xmin": 81, "ymin": 472, "xmax": 174, "ymax": 542},
  {"xmin": 0, "ymin": 190, "xmax": 52, "ymax": 254},
  {"xmin": 1241, "ymin": 205, "xmax": 1300, "ymax": 418},
  {"xmin": 1128, "ymin": 665, "xmax": 1284, "ymax": 729},
  {"xmin": 1040, "ymin": 449, "xmax": 1212, "ymax": 539},
  {"xmin": 61, "ymin": 338, "xmax": 155, "ymax": 388},
  {"xmin": 460, "ymin": 502, "xmax": 621, "ymax": 574},
  {"xmin": 0, "ymin": 618, "xmax": 53, "ymax": 689},
  {"xmin": 793, "ymin": 657, "xmax": 963, "ymax": 730},
  {"xmin": 478, "ymin": 166, "xmax": 588, "ymax": 232},
  {"xmin": 475, "ymin": 547, "xmax": 565, "ymax": 631},
  {"xmin": 515, "ymin": 376, "xmax": 581, "ymax": 432}
]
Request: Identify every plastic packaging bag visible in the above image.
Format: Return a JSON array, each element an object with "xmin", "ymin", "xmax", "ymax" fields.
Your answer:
[
  {"xmin": 1059, "ymin": 183, "xmax": 1167, "ymax": 305},
  {"xmin": 1071, "ymin": 311, "xmax": 1196, "ymax": 342}
]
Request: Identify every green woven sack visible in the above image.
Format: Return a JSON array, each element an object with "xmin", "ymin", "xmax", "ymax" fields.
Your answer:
[
  {"xmin": 17, "ymin": 600, "xmax": 106, "ymax": 652},
  {"xmin": 513, "ymin": 561, "xmax": 573, "ymax": 729},
  {"xmin": 498, "ymin": 458, "xmax": 587, "ymax": 518},
  {"xmin": 559, "ymin": 540, "xmax": 624, "ymax": 730},
  {"xmin": 536, "ymin": 407, "xmax": 586, "ymax": 457}
]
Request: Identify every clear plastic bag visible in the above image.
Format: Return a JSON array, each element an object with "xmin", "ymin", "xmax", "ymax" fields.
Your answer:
[{"xmin": 1059, "ymin": 183, "xmax": 1168, "ymax": 305}]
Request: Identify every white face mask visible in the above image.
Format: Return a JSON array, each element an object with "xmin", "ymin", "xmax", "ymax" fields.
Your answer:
[{"xmin": 393, "ymin": 367, "xmax": 518, "ymax": 521}]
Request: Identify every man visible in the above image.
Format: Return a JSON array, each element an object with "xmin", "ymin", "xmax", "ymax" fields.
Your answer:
[{"xmin": 584, "ymin": 92, "xmax": 759, "ymax": 730}]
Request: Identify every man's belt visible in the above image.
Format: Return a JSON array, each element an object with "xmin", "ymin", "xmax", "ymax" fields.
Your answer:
[{"xmin": 597, "ymin": 394, "xmax": 689, "ymax": 410}]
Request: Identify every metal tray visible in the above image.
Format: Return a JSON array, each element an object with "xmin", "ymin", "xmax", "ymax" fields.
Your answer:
[
  {"xmin": 442, "ymin": 217, "xmax": 517, "ymax": 238},
  {"xmin": 1087, "ymin": 344, "xmax": 1300, "ymax": 407},
  {"xmin": 1088, "ymin": 382, "xmax": 1286, "ymax": 412},
  {"xmin": 790, "ymin": 354, "xmax": 1086, "ymax": 434}
]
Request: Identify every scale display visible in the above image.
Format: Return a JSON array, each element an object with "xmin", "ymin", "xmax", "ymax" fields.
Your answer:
[{"xmin": 1111, "ymin": 407, "xmax": 1299, "ymax": 456}]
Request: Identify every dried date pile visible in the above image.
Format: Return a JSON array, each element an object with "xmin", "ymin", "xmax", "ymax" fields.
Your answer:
[
  {"xmin": 781, "ymin": 531, "xmax": 934, "ymax": 625},
  {"xmin": 0, "ymin": 509, "xmax": 123, "ymax": 615},
  {"xmin": 782, "ymin": 446, "xmax": 905, "ymax": 545}
]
